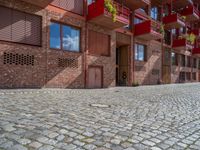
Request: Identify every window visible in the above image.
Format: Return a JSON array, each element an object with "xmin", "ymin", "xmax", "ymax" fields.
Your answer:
[
  {"xmin": 62, "ymin": 25, "xmax": 80, "ymax": 51},
  {"xmin": 135, "ymin": 44, "xmax": 146, "ymax": 61},
  {"xmin": 88, "ymin": 0, "xmax": 94, "ymax": 5},
  {"xmin": 164, "ymin": 30, "xmax": 171, "ymax": 45},
  {"xmin": 51, "ymin": 0, "xmax": 83, "ymax": 15},
  {"xmin": 186, "ymin": 72, "xmax": 191, "ymax": 81},
  {"xmin": 180, "ymin": 55, "xmax": 185, "ymax": 67},
  {"xmin": 171, "ymin": 52, "xmax": 178, "ymax": 66},
  {"xmin": 199, "ymin": 60, "xmax": 200, "ymax": 69},
  {"xmin": 192, "ymin": 72, "xmax": 196, "ymax": 80},
  {"xmin": 186, "ymin": 56, "xmax": 191, "ymax": 67},
  {"xmin": 50, "ymin": 23, "xmax": 61, "ymax": 49},
  {"xmin": 0, "ymin": 6, "xmax": 41, "ymax": 46},
  {"xmin": 163, "ymin": 49, "xmax": 170, "ymax": 65},
  {"xmin": 151, "ymin": 7, "xmax": 158, "ymax": 20},
  {"xmin": 50, "ymin": 22, "xmax": 80, "ymax": 52},
  {"xmin": 134, "ymin": 17, "xmax": 143, "ymax": 24},
  {"xmin": 179, "ymin": 72, "xmax": 185, "ymax": 81},
  {"xmin": 193, "ymin": 58, "xmax": 197, "ymax": 68},
  {"xmin": 88, "ymin": 30, "xmax": 110, "ymax": 56}
]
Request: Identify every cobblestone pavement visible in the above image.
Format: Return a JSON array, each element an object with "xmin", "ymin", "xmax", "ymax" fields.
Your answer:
[{"xmin": 1, "ymin": 83, "xmax": 200, "ymax": 150}]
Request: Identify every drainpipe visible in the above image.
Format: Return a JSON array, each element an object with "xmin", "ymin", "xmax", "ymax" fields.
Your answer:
[{"xmin": 84, "ymin": 0, "xmax": 88, "ymax": 88}]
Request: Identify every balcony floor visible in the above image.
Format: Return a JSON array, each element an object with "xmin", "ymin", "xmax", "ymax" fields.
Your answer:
[
  {"xmin": 135, "ymin": 30, "xmax": 163, "ymax": 41},
  {"xmin": 88, "ymin": 14, "xmax": 128, "ymax": 29},
  {"xmin": 164, "ymin": 20, "xmax": 185, "ymax": 30}
]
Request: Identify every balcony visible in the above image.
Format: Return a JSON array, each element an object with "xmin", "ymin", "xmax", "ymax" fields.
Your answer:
[
  {"xmin": 190, "ymin": 29, "xmax": 200, "ymax": 38},
  {"xmin": 162, "ymin": 14, "xmax": 185, "ymax": 30},
  {"xmin": 192, "ymin": 48, "xmax": 200, "ymax": 57},
  {"xmin": 180, "ymin": 5, "xmax": 199, "ymax": 22},
  {"xmin": 20, "ymin": 0, "xmax": 53, "ymax": 7},
  {"xmin": 172, "ymin": 0, "xmax": 193, "ymax": 10},
  {"xmin": 172, "ymin": 38, "xmax": 193, "ymax": 52},
  {"xmin": 123, "ymin": 0, "xmax": 150, "ymax": 10},
  {"xmin": 151, "ymin": 0, "xmax": 167, "ymax": 6},
  {"xmin": 134, "ymin": 20, "xmax": 163, "ymax": 40},
  {"xmin": 87, "ymin": 0, "xmax": 130, "ymax": 29}
]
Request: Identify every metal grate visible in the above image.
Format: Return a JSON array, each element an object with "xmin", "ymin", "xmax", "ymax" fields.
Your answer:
[
  {"xmin": 3, "ymin": 52, "xmax": 34, "ymax": 66},
  {"xmin": 58, "ymin": 57, "xmax": 78, "ymax": 68}
]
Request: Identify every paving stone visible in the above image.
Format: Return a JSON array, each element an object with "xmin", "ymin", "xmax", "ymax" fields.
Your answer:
[
  {"xmin": 84, "ymin": 144, "xmax": 97, "ymax": 150},
  {"xmin": 38, "ymin": 145, "xmax": 54, "ymax": 150},
  {"xmin": 142, "ymin": 140, "xmax": 156, "ymax": 146},
  {"xmin": 11, "ymin": 144, "xmax": 28, "ymax": 150},
  {"xmin": 0, "ymin": 84, "xmax": 200, "ymax": 149},
  {"xmin": 17, "ymin": 138, "xmax": 31, "ymax": 145},
  {"xmin": 73, "ymin": 140, "xmax": 85, "ymax": 146},
  {"xmin": 83, "ymin": 132, "xmax": 94, "ymax": 137},
  {"xmin": 111, "ymin": 138, "xmax": 121, "ymax": 145},
  {"xmin": 29, "ymin": 141, "xmax": 43, "ymax": 148}
]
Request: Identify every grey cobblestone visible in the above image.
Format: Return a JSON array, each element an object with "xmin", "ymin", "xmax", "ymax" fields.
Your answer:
[{"xmin": 0, "ymin": 83, "xmax": 200, "ymax": 149}]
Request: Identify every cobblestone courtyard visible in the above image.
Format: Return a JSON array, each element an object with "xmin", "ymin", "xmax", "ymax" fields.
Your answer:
[{"xmin": 1, "ymin": 83, "xmax": 200, "ymax": 150}]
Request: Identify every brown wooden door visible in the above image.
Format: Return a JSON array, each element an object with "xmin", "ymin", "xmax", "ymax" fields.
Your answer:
[{"xmin": 88, "ymin": 66, "xmax": 103, "ymax": 88}]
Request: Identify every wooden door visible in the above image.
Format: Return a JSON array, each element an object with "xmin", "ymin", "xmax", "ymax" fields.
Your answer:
[{"xmin": 88, "ymin": 66, "xmax": 103, "ymax": 88}]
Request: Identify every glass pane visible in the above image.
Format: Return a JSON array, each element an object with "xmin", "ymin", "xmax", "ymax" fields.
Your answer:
[
  {"xmin": 135, "ymin": 45, "xmax": 138, "ymax": 60},
  {"xmin": 62, "ymin": 25, "xmax": 80, "ymax": 52},
  {"xmin": 50, "ymin": 23, "xmax": 61, "ymax": 49},
  {"xmin": 138, "ymin": 45, "xmax": 144, "ymax": 61}
]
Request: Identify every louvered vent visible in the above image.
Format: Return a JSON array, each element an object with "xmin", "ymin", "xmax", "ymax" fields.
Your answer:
[
  {"xmin": 58, "ymin": 57, "xmax": 78, "ymax": 68},
  {"xmin": 3, "ymin": 52, "xmax": 35, "ymax": 66}
]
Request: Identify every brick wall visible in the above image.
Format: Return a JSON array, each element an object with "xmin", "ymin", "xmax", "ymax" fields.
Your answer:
[
  {"xmin": 0, "ymin": 0, "xmax": 85, "ymax": 88},
  {"xmin": 134, "ymin": 40, "xmax": 162, "ymax": 85}
]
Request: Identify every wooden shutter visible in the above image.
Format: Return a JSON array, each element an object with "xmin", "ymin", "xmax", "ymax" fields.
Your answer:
[
  {"xmin": 51, "ymin": 0, "xmax": 83, "ymax": 15},
  {"xmin": 0, "ymin": 6, "xmax": 12, "ymax": 41},
  {"xmin": 25, "ymin": 13, "xmax": 41, "ymax": 46},
  {"xmin": 11, "ymin": 10, "xmax": 26, "ymax": 43},
  {"xmin": 88, "ymin": 30, "xmax": 110, "ymax": 56}
]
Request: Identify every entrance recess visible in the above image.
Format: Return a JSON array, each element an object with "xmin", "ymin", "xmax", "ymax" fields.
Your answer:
[
  {"xmin": 116, "ymin": 45, "xmax": 129, "ymax": 86},
  {"xmin": 162, "ymin": 49, "xmax": 171, "ymax": 84}
]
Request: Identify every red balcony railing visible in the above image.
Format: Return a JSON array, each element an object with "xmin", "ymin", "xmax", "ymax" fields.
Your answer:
[
  {"xmin": 190, "ymin": 29, "xmax": 200, "ymax": 37},
  {"xmin": 192, "ymin": 48, "xmax": 200, "ymax": 56},
  {"xmin": 134, "ymin": 20, "xmax": 163, "ymax": 40},
  {"xmin": 163, "ymin": 13, "xmax": 185, "ymax": 29},
  {"xmin": 172, "ymin": 38, "xmax": 193, "ymax": 51},
  {"xmin": 181, "ymin": 5, "xmax": 199, "ymax": 22},
  {"xmin": 172, "ymin": 0, "xmax": 193, "ymax": 10},
  {"xmin": 87, "ymin": 0, "xmax": 130, "ymax": 29}
]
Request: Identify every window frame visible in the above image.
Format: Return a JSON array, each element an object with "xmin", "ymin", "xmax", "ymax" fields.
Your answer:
[
  {"xmin": 134, "ymin": 43, "xmax": 147, "ymax": 62},
  {"xmin": 49, "ymin": 20, "xmax": 81, "ymax": 53}
]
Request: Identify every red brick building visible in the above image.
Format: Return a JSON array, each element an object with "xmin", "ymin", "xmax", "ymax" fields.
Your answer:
[{"xmin": 0, "ymin": 0, "xmax": 199, "ymax": 88}]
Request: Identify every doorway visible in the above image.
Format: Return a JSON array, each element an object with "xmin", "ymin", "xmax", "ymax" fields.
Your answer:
[
  {"xmin": 162, "ymin": 49, "xmax": 171, "ymax": 84},
  {"xmin": 88, "ymin": 66, "xmax": 103, "ymax": 88},
  {"xmin": 116, "ymin": 45, "xmax": 129, "ymax": 86}
]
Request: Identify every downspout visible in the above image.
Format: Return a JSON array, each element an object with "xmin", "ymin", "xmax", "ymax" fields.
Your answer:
[{"xmin": 84, "ymin": 0, "xmax": 88, "ymax": 88}]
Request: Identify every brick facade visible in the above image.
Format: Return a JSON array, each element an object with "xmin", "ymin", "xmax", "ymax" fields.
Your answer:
[{"xmin": 0, "ymin": 0, "xmax": 199, "ymax": 89}]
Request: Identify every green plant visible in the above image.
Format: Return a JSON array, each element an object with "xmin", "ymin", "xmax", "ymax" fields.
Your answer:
[
  {"xmin": 159, "ymin": 24, "xmax": 165, "ymax": 36},
  {"xmin": 132, "ymin": 81, "xmax": 139, "ymax": 87},
  {"xmin": 186, "ymin": 33, "xmax": 196, "ymax": 44},
  {"xmin": 181, "ymin": 16, "xmax": 186, "ymax": 21},
  {"xmin": 104, "ymin": 0, "xmax": 117, "ymax": 22}
]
